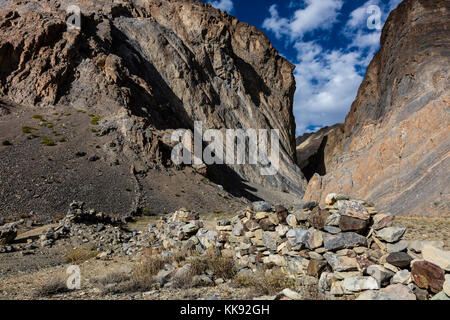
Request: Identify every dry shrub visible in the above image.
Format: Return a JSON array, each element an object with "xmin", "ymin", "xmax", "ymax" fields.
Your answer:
[
  {"xmin": 34, "ymin": 276, "xmax": 70, "ymax": 297},
  {"xmin": 65, "ymin": 245, "xmax": 98, "ymax": 263},
  {"xmin": 233, "ymin": 269, "xmax": 296, "ymax": 296}
]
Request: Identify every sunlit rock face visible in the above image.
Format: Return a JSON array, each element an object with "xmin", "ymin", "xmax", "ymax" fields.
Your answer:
[
  {"xmin": 0, "ymin": 0, "xmax": 306, "ymax": 194},
  {"xmin": 304, "ymin": 0, "xmax": 450, "ymax": 216}
]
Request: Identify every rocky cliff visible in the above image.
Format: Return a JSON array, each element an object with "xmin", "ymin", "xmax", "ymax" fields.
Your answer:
[
  {"xmin": 303, "ymin": 0, "xmax": 450, "ymax": 216},
  {"xmin": 0, "ymin": 0, "xmax": 306, "ymax": 198}
]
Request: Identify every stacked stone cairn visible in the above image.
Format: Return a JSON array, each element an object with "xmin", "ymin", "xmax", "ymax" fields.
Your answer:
[{"xmin": 149, "ymin": 193, "xmax": 450, "ymax": 300}]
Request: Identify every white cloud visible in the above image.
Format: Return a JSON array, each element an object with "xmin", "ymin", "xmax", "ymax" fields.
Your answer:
[
  {"xmin": 263, "ymin": 0, "xmax": 343, "ymax": 40},
  {"xmin": 209, "ymin": 0, "xmax": 233, "ymax": 12},
  {"xmin": 262, "ymin": 1, "xmax": 403, "ymax": 134},
  {"xmin": 292, "ymin": 41, "xmax": 364, "ymax": 134}
]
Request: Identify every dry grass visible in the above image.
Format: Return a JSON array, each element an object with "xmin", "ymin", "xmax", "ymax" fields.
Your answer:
[
  {"xmin": 65, "ymin": 245, "xmax": 98, "ymax": 263},
  {"xmin": 233, "ymin": 269, "xmax": 296, "ymax": 296},
  {"xmin": 34, "ymin": 276, "xmax": 70, "ymax": 297},
  {"xmin": 394, "ymin": 216, "xmax": 450, "ymax": 249}
]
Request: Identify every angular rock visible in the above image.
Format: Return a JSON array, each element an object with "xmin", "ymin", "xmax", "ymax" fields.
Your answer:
[
  {"xmin": 305, "ymin": 229, "xmax": 323, "ymax": 250},
  {"xmin": 276, "ymin": 288, "xmax": 303, "ymax": 300},
  {"xmin": 392, "ymin": 270, "xmax": 411, "ymax": 285},
  {"xmin": 431, "ymin": 291, "xmax": 450, "ymax": 300},
  {"xmin": 0, "ymin": 223, "xmax": 17, "ymax": 244},
  {"xmin": 366, "ymin": 265, "xmax": 394, "ymax": 286},
  {"xmin": 324, "ymin": 253, "xmax": 358, "ymax": 272},
  {"xmin": 286, "ymin": 228, "xmax": 308, "ymax": 247},
  {"xmin": 325, "ymin": 213, "xmax": 340, "ymax": 227},
  {"xmin": 252, "ymin": 201, "xmax": 272, "ymax": 213},
  {"xmin": 343, "ymin": 276, "xmax": 380, "ymax": 292},
  {"xmin": 296, "ymin": 201, "xmax": 318, "ymax": 211},
  {"xmin": 375, "ymin": 226, "xmax": 406, "ymax": 243},
  {"xmin": 275, "ymin": 205, "xmax": 288, "ymax": 224},
  {"xmin": 308, "ymin": 207, "xmax": 330, "ymax": 230},
  {"xmin": 245, "ymin": 220, "xmax": 260, "ymax": 232},
  {"xmin": 262, "ymin": 232, "xmax": 280, "ymax": 251},
  {"xmin": 275, "ymin": 225, "xmax": 289, "ymax": 237},
  {"xmin": 232, "ymin": 221, "xmax": 245, "ymax": 236},
  {"xmin": 372, "ymin": 213, "xmax": 394, "ymax": 230},
  {"xmin": 259, "ymin": 218, "xmax": 276, "ymax": 232},
  {"xmin": 323, "ymin": 232, "xmax": 367, "ymax": 251},
  {"xmin": 286, "ymin": 214, "xmax": 297, "ymax": 228},
  {"xmin": 339, "ymin": 215, "xmax": 368, "ymax": 233},
  {"xmin": 386, "ymin": 252, "xmax": 413, "ymax": 268},
  {"xmin": 324, "ymin": 226, "xmax": 341, "ymax": 234},
  {"xmin": 307, "ymin": 259, "xmax": 328, "ymax": 278},
  {"xmin": 386, "ymin": 240, "xmax": 409, "ymax": 253},
  {"xmin": 338, "ymin": 200, "xmax": 370, "ymax": 221},
  {"xmin": 422, "ymin": 245, "xmax": 450, "ymax": 271},
  {"xmin": 411, "ymin": 261, "xmax": 445, "ymax": 293}
]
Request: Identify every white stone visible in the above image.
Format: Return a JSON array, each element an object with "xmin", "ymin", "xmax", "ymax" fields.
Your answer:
[
  {"xmin": 422, "ymin": 245, "xmax": 450, "ymax": 271},
  {"xmin": 343, "ymin": 276, "xmax": 380, "ymax": 292}
]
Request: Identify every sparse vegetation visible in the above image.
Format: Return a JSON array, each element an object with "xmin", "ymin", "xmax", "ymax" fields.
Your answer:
[
  {"xmin": 65, "ymin": 245, "xmax": 98, "ymax": 263},
  {"xmin": 58, "ymin": 137, "xmax": 67, "ymax": 143},
  {"xmin": 233, "ymin": 269, "xmax": 296, "ymax": 296},
  {"xmin": 22, "ymin": 126, "xmax": 38, "ymax": 133},
  {"xmin": 32, "ymin": 115, "xmax": 45, "ymax": 121},
  {"xmin": 90, "ymin": 115, "xmax": 101, "ymax": 125},
  {"xmin": 34, "ymin": 276, "xmax": 70, "ymax": 297},
  {"xmin": 2, "ymin": 140, "xmax": 12, "ymax": 146},
  {"xmin": 41, "ymin": 136, "xmax": 56, "ymax": 146}
]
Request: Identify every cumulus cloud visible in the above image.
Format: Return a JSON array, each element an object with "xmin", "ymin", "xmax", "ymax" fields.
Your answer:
[
  {"xmin": 263, "ymin": 0, "xmax": 344, "ymax": 40},
  {"xmin": 209, "ymin": 0, "xmax": 234, "ymax": 12},
  {"xmin": 262, "ymin": 0, "xmax": 402, "ymax": 135},
  {"xmin": 292, "ymin": 41, "xmax": 364, "ymax": 134}
]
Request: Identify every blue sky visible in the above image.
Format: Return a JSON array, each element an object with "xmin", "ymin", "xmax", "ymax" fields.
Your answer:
[{"xmin": 205, "ymin": 0, "xmax": 403, "ymax": 135}]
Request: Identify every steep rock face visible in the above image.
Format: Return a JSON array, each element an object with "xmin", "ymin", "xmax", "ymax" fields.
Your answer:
[
  {"xmin": 0, "ymin": 0, "xmax": 306, "ymax": 195},
  {"xmin": 295, "ymin": 124, "xmax": 344, "ymax": 181},
  {"xmin": 304, "ymin": 0, "xmax": 450, "ymax": 216}
]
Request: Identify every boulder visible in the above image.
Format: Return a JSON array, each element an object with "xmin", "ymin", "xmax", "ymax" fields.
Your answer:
[
  {"xmin": 262, "ymin": 232, "xmax": 280, "ymax": 251},
  {"xmin": 375, "ymin": 226, "xmax": 406, "ymax": 243},
  {"xmin": 411, "ymin": 261, "xmax": 445, "ymax": 293}
]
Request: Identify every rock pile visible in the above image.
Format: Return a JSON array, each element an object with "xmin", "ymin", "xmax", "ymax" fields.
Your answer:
[
  {"xmin": 149, "ymin": 194, "xmax": 450, "ymax": 300},
  {"xmin": 0, "ymin": 201, "xmax": 144, "ymax": 257}
]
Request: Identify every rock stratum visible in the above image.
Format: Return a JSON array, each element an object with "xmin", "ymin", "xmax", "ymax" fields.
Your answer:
[
  {"xmin": 0, "ymin": 0, "xmax": 306, "ymax": 200},
  {"xmin": 303, "ymin": 0, "xmax": 450, "ymax": 216}
]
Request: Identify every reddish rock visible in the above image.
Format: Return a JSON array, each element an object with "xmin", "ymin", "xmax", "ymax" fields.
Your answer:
[
  {"xmin": 259, "ymin": 218, "xmax": 276, "ymax": 232},
  {"xmin": 411, "ymin": 261, "xmax": 445, "ymax": 293}
]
